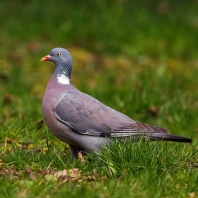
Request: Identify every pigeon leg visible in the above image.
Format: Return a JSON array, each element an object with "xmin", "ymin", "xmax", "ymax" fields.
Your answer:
[{"xmin": 69, "ymin": 144, "xmax": 85, "ymax": 159}]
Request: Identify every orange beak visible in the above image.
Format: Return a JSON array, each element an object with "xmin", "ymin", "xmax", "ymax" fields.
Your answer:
[{"xmin": 40, "ymin": 55, "xmax": 52, "ymax": 62}]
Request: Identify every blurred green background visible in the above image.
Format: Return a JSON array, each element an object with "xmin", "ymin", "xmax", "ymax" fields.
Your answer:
[
  {"xmin": 0, "ymin": 1, "xmax": 198, "ymax": 197},
  {"xmin": 1, "ymin": 0, "xmax": 198, "ymax": 57}
]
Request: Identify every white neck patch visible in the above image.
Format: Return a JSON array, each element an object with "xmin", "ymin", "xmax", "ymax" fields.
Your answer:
[{"xmin": 57, "ymin": 73, "xmax": 70, "ymax": 85}]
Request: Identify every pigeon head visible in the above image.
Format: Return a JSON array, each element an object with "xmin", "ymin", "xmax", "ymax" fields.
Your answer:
[{"xmin": 41, "ymin": 48, "xmax": 73, "ymax": 85}]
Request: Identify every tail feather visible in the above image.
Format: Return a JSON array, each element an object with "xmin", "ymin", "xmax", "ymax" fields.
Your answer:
[{"xmin": 150, "ymin": 133, "xmax": 192, "ymax": 143}]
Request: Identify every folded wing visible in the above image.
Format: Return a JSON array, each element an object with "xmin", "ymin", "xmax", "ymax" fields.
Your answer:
[{"xmin": 55, "ymin": 91, "xmax": 164, "ymax": 135}]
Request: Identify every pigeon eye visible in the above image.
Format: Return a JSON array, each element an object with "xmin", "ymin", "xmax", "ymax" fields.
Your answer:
[{"xmin": 56, "ymin": 52, "xmax": 61, "ymax": 57}]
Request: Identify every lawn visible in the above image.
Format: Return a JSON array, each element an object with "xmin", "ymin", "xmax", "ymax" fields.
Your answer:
[{"xmin": 0, "ymin": 1, "xmax": 198, "ymax": 197}]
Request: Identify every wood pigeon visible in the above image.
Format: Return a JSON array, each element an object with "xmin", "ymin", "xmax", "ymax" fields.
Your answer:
[{"xmin": 40, "ymin": 48, "xmax": 192, "ymax": 159}]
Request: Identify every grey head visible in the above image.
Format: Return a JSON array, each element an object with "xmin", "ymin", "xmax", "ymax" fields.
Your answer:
[{"xmin": 41, "ymin": 48, "xmax": 73, "ymax": 83}]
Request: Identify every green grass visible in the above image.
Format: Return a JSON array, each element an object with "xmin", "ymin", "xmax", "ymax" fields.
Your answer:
[{"xmin": 0, "ymin": 1, "xmax": 198, "ymax": 197}]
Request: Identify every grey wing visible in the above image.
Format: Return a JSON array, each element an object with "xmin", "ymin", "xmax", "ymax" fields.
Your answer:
[{"xmin": 54, "ymin": 91, "xmax": 169, "ymax": 137}]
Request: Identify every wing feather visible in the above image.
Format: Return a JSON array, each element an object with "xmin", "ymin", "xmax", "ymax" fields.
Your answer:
[{"xmin": 54, "ymin": 90, "xmax": 169, "ymax": 137}]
